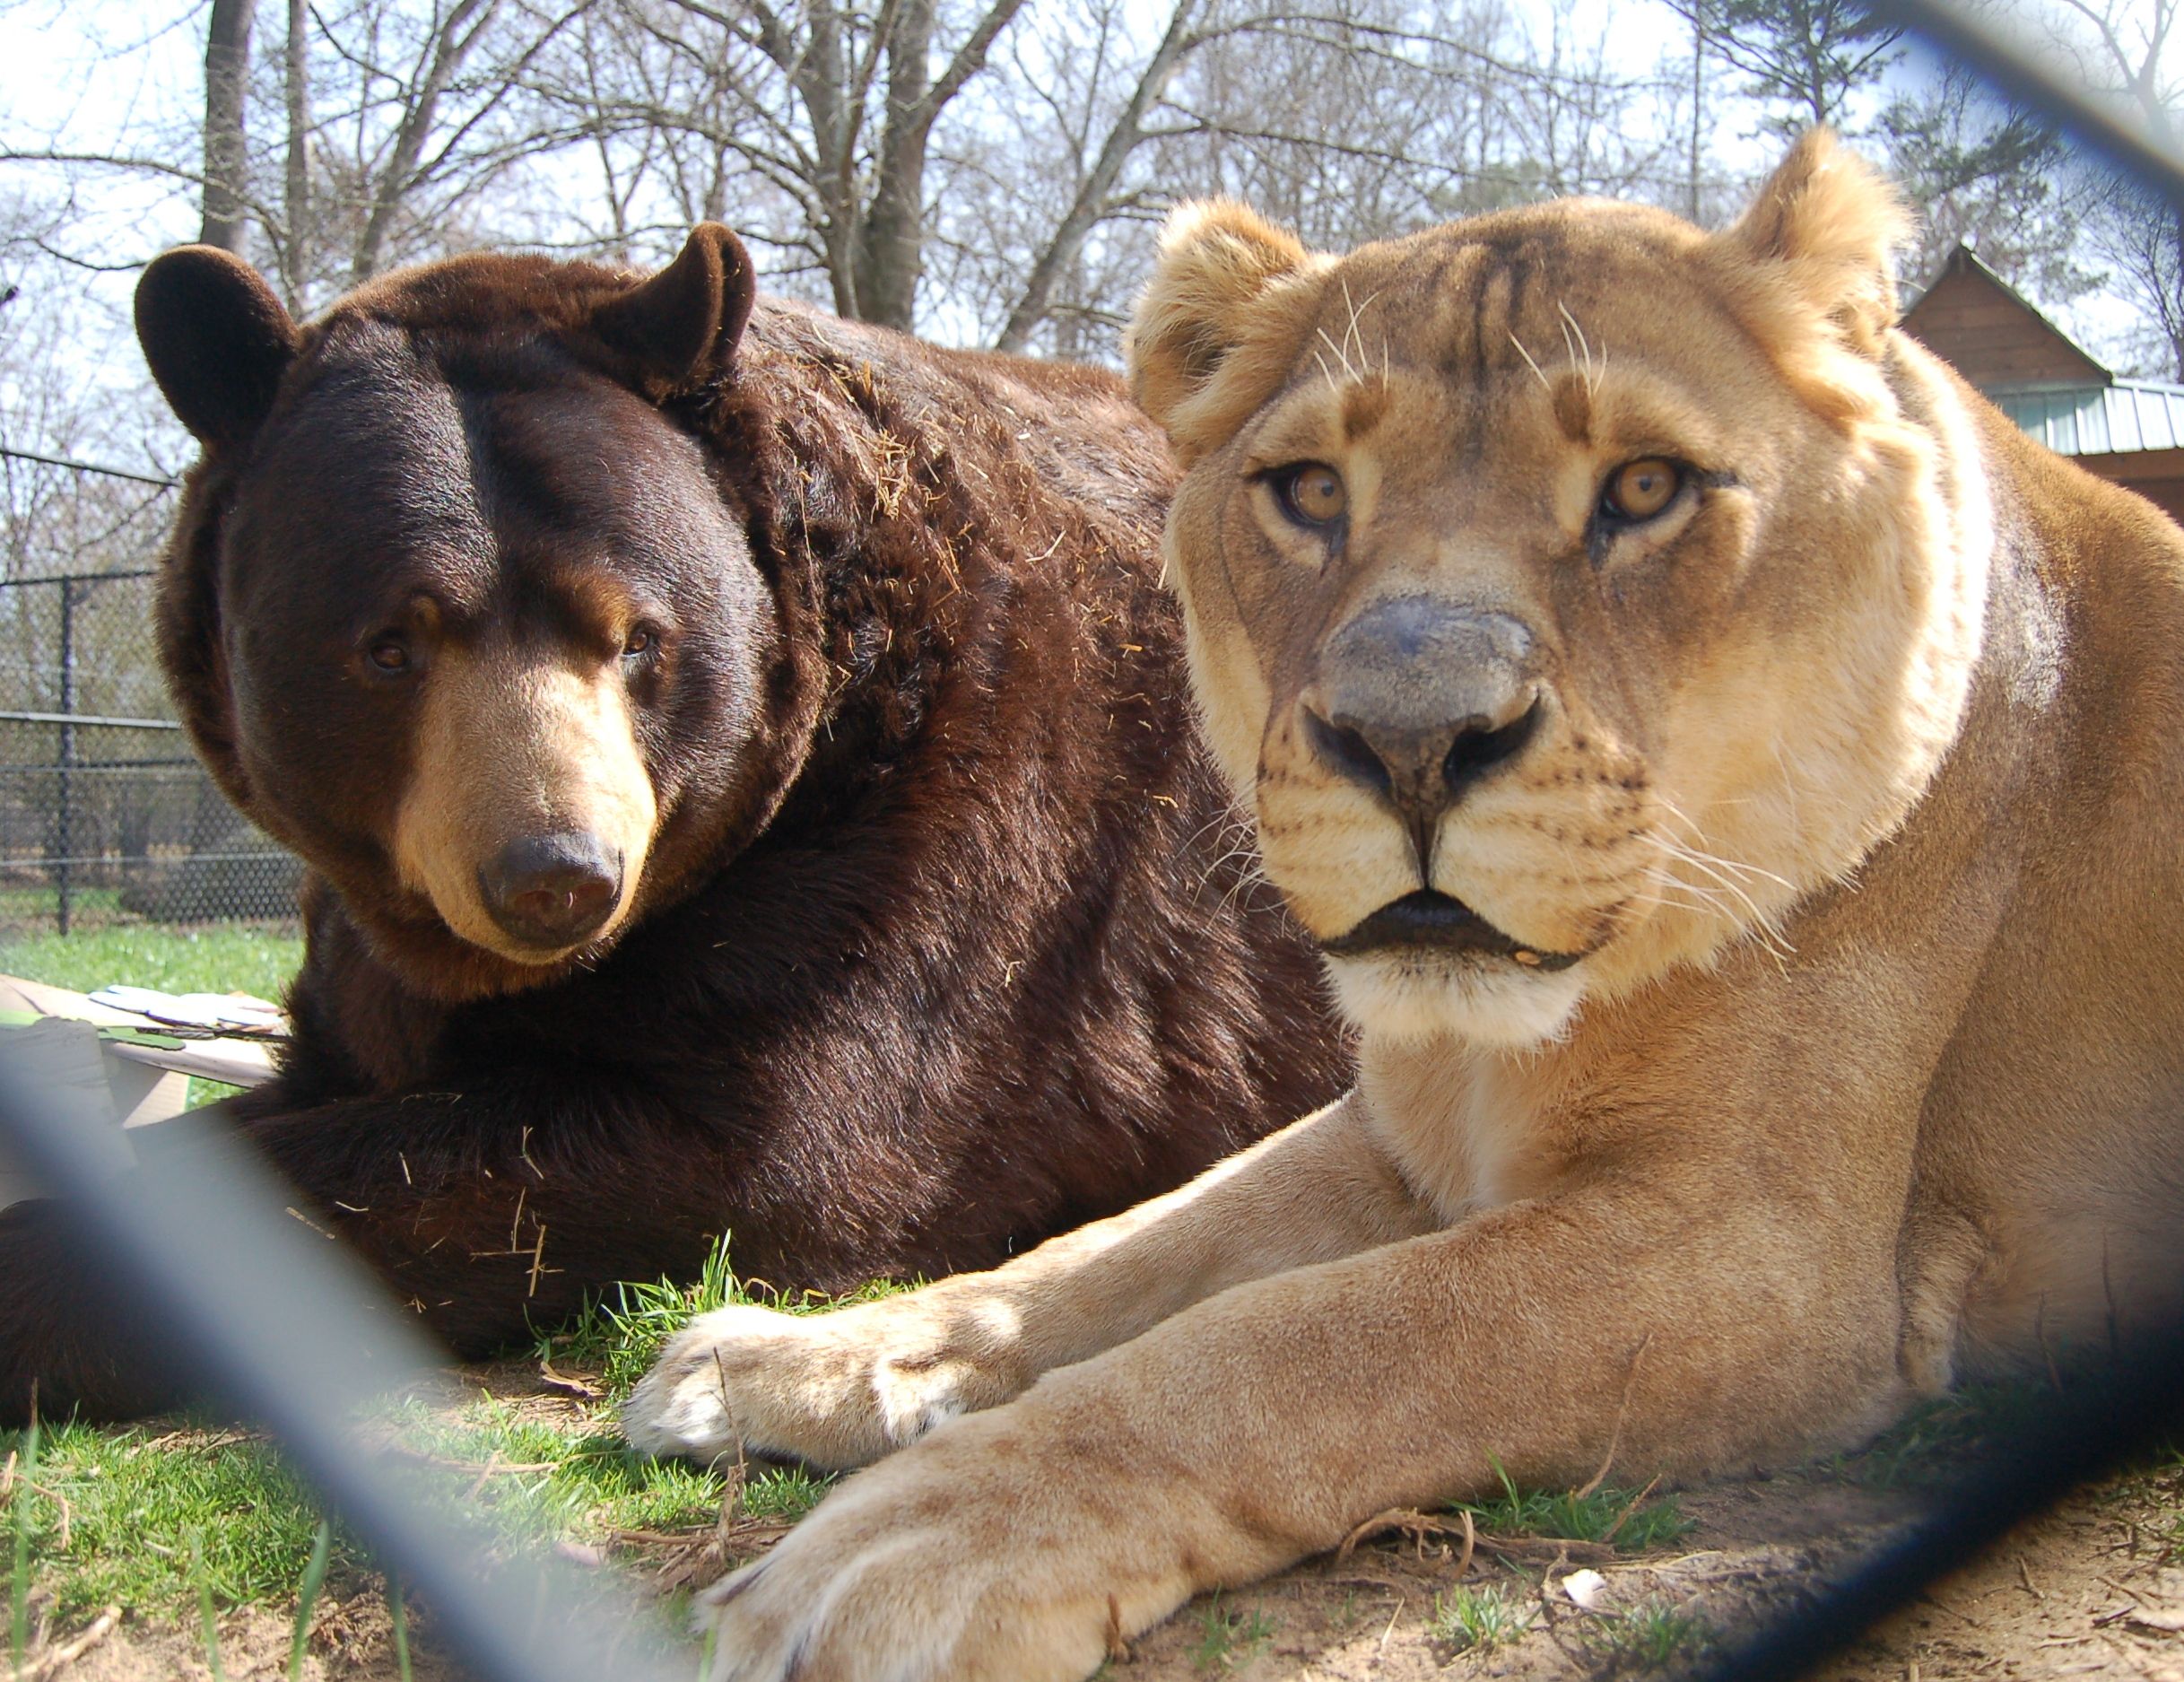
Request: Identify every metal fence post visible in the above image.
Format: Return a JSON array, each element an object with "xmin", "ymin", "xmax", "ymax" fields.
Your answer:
[
  {"xmin": 54, "ymin": 577, "xmax": 76, "ymax": 937},
  {"xmin": 0, "ymin": 563, "xmax": 299, "ymax": 937}
]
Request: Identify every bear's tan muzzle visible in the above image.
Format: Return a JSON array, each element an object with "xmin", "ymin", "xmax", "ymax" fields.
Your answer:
[{"xmin": 391, "ymin": 641, "xmax": 657, "ymax": 963}]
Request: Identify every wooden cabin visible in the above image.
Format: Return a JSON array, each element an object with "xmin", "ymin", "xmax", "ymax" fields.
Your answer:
[{"xmin": 1900, "ymin": 244, "xmax": 2184, "ymax": 527}]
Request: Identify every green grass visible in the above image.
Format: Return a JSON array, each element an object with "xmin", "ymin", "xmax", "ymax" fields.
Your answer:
[
  {"xmin": 288, "ymin": 1520, "xmax": 331, "ymax": 1681},
  {"xmin": 371, "ymin": 1396, "xmax": 735, "ymax": 1547},
  {"xmin": 3, "ymin": 1420, "xmax": 331, "ymax": 1625},
  {"xmin": 541, "ymin": 1233, "xmax": 913, "ymax": 1400},
  {"xmin": 2106, "ymin": 1434, "xmax": 2184, "ymax": 1560},
  {"xmin": 6, "ymin": 1242, "xmax": 876, "ymax": 1639},
  {"xmin": 2, "ymin": 1399, "xmax": 727, "ymax": 1626},
  {"xmin": 0, "ymin": 937, "xmax": 882, "ymax": 1644},
  {"xmin": 1429, "ymin": 1582, "xmax": 1533, "ymax": 1653},
  {"xmin": 194, "ymin": 1530, "xmax": 226, "ymax": 1682},
  {"xmin": 10, "ymin": 1419, "xmax": 37, "ymax": 1676},
  {"xmin": 1820, "ymin": 1379, "xmax": 2053, "ymax": 1489},
  {"xmin": 1, "ymin": 921, "xmax": 302, "ymax": 1004},
  {"xmin": 1188, "ymin": 1591, "xmax": 1275, "ymax": 1672},
  {"xmin": 388, "ymin": 1575, "xmax": 413, "ymax": 1682},
  {"xmin": 1586, "ymin": 1598, "xmax": 1712, "ymax": 1669},
  {"xmin": 1455, "ymin": 1458, "xmax": 1692, "ymax": 1553},
  {"xmin": 0, "ymin": 885, "xmax": 129, "ymax": 934},
  {"xmin": 738, "ymin": 1465, "xmax": 832, "ymax": 1523}
]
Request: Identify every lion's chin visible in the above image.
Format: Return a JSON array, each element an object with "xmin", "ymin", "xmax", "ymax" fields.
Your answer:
[{"xmin": 1324, "ymin": 951, "xmax": 1587, "ymax": 1050}]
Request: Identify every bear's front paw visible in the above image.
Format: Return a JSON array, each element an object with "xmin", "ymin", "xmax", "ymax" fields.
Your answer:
[{"xmin": 623, "ymin": 1297, "xmax": 1020, "ymax": 1470}]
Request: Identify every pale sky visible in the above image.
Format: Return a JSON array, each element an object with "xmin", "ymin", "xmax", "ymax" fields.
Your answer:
[{"xmin": 0, "ymin": 0, "xmax": 2162, "ymax": 466}]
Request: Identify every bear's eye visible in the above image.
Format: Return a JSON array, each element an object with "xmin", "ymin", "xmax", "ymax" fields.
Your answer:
[
  {"xmin": 1273, "ymin": 463, "xmax": 1348, "ymax": 528},
  {"xmin": 1599, "ymin": 458, "xmax": 1683, "ymax": 525},
  {"xmin": 622, "ymin": 624, "xmax": 658, "ymax": 658},
  {"xmin": 368, "ymin": 636, "xmax": 410, "ymax": 673}
]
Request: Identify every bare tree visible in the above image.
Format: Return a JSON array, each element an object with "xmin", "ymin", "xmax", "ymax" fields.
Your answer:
[
  {"xmin": 535, "ymin": 0, "xmax": 1034, "ymax": 329},
  {"xmin": 279, "ymin": 0, "xmax": 312, "ymax": 305},
  {"xmin": 985, "ymin": 0, "xmax": 1200, "ymax": 354},
  {"xmin": 2092, "ymin": 190, "xmax": 2184, "ymax": 376},
  {"xmin": 2050, "ymin": 0, "xmax": 2182, "ymax": 377},
  {"xmin": 202, "ymin": 0, "xmax": 260, "ymax": 253},
  {"xmin": 293, "ymin": 0, "xmax": 596, "ymax": 290},
  {"xmin": 1881, "ymin": 65, "xmax": 2093, "ymax": 305},
  {"xmin": 1658, "ymin": 0, "xmax": 1899, "ymax": 135}
]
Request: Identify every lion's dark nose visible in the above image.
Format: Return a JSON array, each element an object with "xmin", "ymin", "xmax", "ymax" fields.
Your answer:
[
  {"xmin": 480, "ymin": 832, "xmax": 623, "ymax": 947},
  {"xmin": 1303, "ymin": 597, "xmax": 1541, "ymax": 829}
]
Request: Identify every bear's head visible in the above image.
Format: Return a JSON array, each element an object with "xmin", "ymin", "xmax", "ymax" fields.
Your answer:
[{"xmin": 137, "ymin": 229, "xmax": 822, "ymax": 1002}]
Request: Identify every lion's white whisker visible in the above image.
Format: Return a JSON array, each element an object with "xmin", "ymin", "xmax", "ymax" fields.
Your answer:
[
  {"xmin": 1648, "ymin": 832, "xmax": 1797, "ymax": 958},
  {"xmin": 1508, "ymin": 332, "xmax": 1553, "ymax": 394},
  {"xmin": 1316, "ymin": 325, "xmax": 1358, "ymax": 385}
]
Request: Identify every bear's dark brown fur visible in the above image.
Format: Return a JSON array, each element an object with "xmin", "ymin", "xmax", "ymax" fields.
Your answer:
[{"xmin": 0, "ymin": 229, "xmax": 1348, "ymax": 1423}]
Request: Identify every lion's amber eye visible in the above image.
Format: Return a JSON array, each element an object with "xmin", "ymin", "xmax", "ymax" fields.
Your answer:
[
  {"xmin": 1275, "ymin": 463, "xmax": 1347, "ymax": 527},
  {"xmin": 1601, "ymin": 458, "xmax": 1682, "ymax": 524}
]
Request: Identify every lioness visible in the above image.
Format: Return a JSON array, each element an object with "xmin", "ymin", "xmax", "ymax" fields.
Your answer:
[{"xmin": 625, "ymin": 133, "xmax": 2184, "ymax": 1679}]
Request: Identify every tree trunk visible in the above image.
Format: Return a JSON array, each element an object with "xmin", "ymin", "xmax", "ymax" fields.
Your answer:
[
  {"xmin": 1687, "ymin": 1, "xmax": 1704, "ymax": 222},
  {"xmin": 352, "ymin": 0, "xmax": 497, "ymax": 283},
  {"xmin": 201, "ymin": 0, "xmax": 259, "ymax": 254},
  {"xmin": 843, "ymin": 0, "xmax": 1031, "ymax": 329},
  {"xmin": 282, "ymin": 0, "xmax": 310, "ymax": 306},
  {"xmin": 995, "ymin": 0, "xmax": 1197, "ymax": 355},
  {"xmin": 2159, "ymin": 205, "xmax": 2184, "ymax": 383},
  {"xmin": 853, "ymin": 0, "xmax": 935, "ymax": 332}
]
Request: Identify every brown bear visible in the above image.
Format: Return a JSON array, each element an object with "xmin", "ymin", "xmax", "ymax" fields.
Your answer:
[{"xmin": 0, "ymin": 227, "xmax": 1348, "ymax": 1423}]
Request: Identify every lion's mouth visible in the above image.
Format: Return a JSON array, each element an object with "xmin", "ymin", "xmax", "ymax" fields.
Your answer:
[{"xmin": 1318, "ymin": 890, "xmax": 1583, "ymax": 972}]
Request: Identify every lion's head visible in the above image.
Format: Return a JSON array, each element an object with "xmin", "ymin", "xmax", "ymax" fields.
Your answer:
[{"xmin": 1127, "ymin": 132, "xmax": 1993, "ymax": 1049}]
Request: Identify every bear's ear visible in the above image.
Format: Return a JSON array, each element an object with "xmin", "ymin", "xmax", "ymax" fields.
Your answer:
[
  {"xmin": 135, "ymin": 247, "xmax": 300, "ymax": 451},
  {"xmin": 592, "ymin": 224, "xmax": 757, "ymax": 393},
  {"xmin": 1127, "ymin": 201, "xmax": 1328, "ymax": 464},
  {"xmin": 1716, "ymin": 129, "xmax": 1910, "ymax": 355}
]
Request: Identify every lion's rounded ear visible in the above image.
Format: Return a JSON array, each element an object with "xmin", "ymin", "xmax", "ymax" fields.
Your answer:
[
  {"xmin": 1127, "ymin": 201, "xmax": 1325, "ymax": 463},
  {"xmin": 135, "ymin": 248, "xmax": 300, "ymax": 451},
  {"xmin": 593, "ymin": 224, "xmax": 757, "ymax": 393},
  {"xmin": 1717, "ymin": 129, "xmax": 1910, "ymax": 355}
]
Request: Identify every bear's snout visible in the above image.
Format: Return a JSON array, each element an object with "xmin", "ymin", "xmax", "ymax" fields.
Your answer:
[
  {"xmin": 479, "ymin": 832, "xmax": 625, "ymax": 949},
  {"xmin": 389, "ymin": 637, "xmax": 659, "ymax": 966}
]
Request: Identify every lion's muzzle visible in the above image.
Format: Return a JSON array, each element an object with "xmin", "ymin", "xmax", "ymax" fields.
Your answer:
[{"xmin": 1301, "ymin": 597, "xmax": 1542, "ymax": 855}]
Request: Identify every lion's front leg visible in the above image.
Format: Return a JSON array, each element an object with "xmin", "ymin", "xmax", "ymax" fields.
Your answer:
[
  {"xmin": 626, "ymin": 1091, "xmax": 1432, "ymax": 1468},
  {"xmin": 694, "ymin": 1184, "xmax": 1903, "ymax": 1682}
]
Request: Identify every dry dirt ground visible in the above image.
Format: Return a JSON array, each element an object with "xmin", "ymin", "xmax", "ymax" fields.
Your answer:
[{"xmin": 19, "ymin": 1364, "xmax": 2184, "ymax": 1682}]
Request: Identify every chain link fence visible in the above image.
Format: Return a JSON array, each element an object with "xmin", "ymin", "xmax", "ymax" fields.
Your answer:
[
  {"xmin": 0, "ymin": 12, "xmax": 2179, "ymax": 1672},
  {"xmin": 0, "ymin": 454, "xmax": 300, "ymax": 940}
]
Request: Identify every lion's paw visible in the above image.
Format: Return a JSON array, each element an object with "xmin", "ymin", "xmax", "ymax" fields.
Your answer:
[
  {"xmin": 622, "ymin": 1298, "xmax": 1019, "ymax": 1471},
  {"xmin": 692, "ymin": 1424, "xmax": 1141, "ymax": 1682}
]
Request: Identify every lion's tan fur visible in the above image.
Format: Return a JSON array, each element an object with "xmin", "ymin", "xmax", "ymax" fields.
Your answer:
[{"xmin": 629, "ymin": 133, "xmax": 2184, "ymax": 1682}]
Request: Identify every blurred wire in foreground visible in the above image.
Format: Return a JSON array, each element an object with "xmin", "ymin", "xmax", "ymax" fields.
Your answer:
[
  {"xmin": 1865, "ymin": 0, "xmax": 2184, "ymax": 211},
  {"xmin": 1698, "ymin": 1343, "xmax": 2184, "ymax": 1678},
  {"xmin": 3, "ymin": 7, "xmax": 2181, "ymax": 1676},
  {"xmin": 1709, "ymin": 0, "xmax": 2184, "ymax": 1666},
  {"xmin": 0, "ymin": 1023, "xmax": 687, "ymax": 1682}
]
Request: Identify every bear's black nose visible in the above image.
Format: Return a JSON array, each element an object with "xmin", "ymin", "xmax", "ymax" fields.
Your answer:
[{"xmin": 479, "ymin": 832, "xmax": 623, "ymax": 948}]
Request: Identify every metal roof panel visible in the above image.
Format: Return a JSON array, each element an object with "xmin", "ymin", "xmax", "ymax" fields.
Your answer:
[{"xmin": 1997, "ymin": 379, "xmax": 2184, "ymax": 458}]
